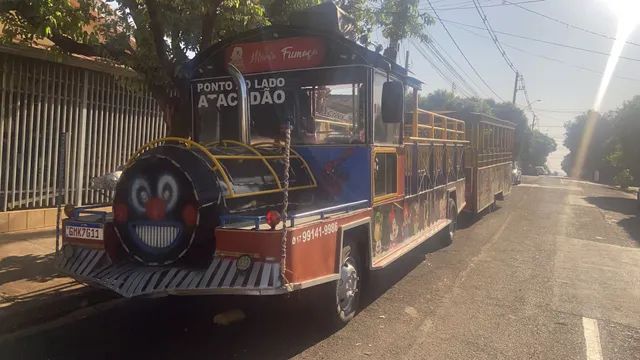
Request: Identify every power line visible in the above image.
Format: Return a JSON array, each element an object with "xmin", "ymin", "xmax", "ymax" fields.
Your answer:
[
  {"xmin": 469, "ymin": 0, "xmax": 541, "ymax": 128},
  {"xmin": 440, "ymin": 18, "xmax": 640, "ymax": 62},
  {"xmin": 536, "ymin": 109, "xmax": 585, "ymax": 114},
  {"xmin": 502, "ymin": 0, "xmax": 640, "ymax": 48},
  {"xmin": 422, "ymin": 40, "xmax": 480, "ymax": 96},
  {"xmin": 427, "ymin": 0, "xmax": 545, "ymax": 11},
  {"xmin": 429, "ymin": 36, "xmax": 486, "ymax": 95},
  {"xmin": 470, "ymin": 0, "xmax": 517, "ymax": 72},
  {"xmin": 411, "ymin": 40, "xmax": 474, "ymax": 97},
  {"xmin": 450, "ymin": 23, "xmax": 640, "ymax": 83},
  {"xmin": 426, "ymin": 0, "xmax": 506, "ymax": 101}
]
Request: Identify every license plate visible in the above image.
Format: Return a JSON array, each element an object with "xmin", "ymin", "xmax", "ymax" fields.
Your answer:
[{"xmin": 65, "ymin": 222, "xmax": 104, "ymax": 241}]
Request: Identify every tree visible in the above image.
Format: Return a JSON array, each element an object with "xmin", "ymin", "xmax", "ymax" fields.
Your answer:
[
  {"xmin": 419, "ymin": 89, "xmax": 492, "ymax": 114},
  {"xmin": 562, "ymin": 111, "xmax": 616, "ymax": 182},
  {"xmin": 2, "ymin": 0, "xmax": 432, "ymax": 135},
  {"xmin": 610, "ymin": 95, "xmax": 640, "ymax": 183},
  {"xmin": 521, "ymin": 130, "xmax": 556, "ymax": 168},
  {"xmin": 1, "ymin": 0, "xmax": 269, "ymax": 136},
  {"xmin": 377, "ymin": 0, "xmax": 433, "ymax": 61},
  {"xmin": 419, "ymin": 90, "xmax": 557, "ymax": 170}
]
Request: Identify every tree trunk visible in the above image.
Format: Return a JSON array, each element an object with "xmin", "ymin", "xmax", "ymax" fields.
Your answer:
[
  {"xmin": 158, "ymin": 81, "xmax": 192, "ymax": 138},
  {"xmin": 384, "ymin": 38, "xmax": 399, "ymax": 62}
]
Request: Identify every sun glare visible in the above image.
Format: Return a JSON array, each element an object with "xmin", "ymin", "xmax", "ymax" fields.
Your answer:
[
  {"xmin": 569, "ymin": 1, "xmax": 640, "ymax": 178},
  {"xmin": 607, "ymin": 0, "xmax": 640, "ymax": 27}
]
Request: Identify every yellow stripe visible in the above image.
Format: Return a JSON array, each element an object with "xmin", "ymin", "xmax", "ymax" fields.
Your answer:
[{"xmin": 220, "ymin": 140, "xmax": 282, "ymax": 190}]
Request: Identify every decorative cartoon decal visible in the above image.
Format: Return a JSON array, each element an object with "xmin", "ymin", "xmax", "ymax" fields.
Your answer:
[
  {"xmin": 113, "ymin": 156, "xmax": 199, "ymax": 265},
  {"xmin": 402, "ymin": 202, "xmax": 411, "ymax": 238},
  {"xmin": 389, "ymin": 206, "xmax": 400, "ymax": 247},
  {"xmin": 371, "ymin": 187, "xmax": 455, "ymax": 262},
  {"xmin": 293, "ymin": 146, "xmax": 370, "ymax": 205},
  {"xmin": 321, "ymin": 148, "xmax": 355, "ymax": 199},
  {"xmin": 373, "ymin": 211, "xmax": 383, "ymax": 256},
  {"xmin": 412, "ymin": 201, "xmax": 420, "ymax": 234}
]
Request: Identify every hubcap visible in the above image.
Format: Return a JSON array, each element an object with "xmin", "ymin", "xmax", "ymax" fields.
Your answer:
[{"xmin": 337, "ymin": 257, "xmax": 359, "ymax": 315}]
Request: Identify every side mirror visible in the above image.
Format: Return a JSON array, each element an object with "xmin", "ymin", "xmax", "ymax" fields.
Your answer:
[{"xmin": 381, "ymin": 81, "xmax": 403, "ymax": 123}]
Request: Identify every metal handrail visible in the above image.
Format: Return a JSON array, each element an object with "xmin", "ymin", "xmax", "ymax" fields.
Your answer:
[
  {"xmin": 218, "ymin": 200, "xmax": 369, "ymax": 230},
  {"xmin": 289, "ymin": 199, "xmax": 369, "ymax": 226},
  {"xmin": 219, "ymin": 215, "xmax": 266, "ymax": 230},
  {"xmin": 70, "ymin": 204, "xmax": 110, "ymax": 222}
]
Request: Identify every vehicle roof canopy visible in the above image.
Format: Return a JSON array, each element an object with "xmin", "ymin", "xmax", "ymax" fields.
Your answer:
[{"xmin": 186, "ymin": 24, "xmax": 422, "ymax": 89}]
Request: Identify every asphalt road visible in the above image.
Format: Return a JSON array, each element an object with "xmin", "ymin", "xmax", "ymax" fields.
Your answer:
[{"xmin": 1, "ymin": 176, "xmax": 639, "ymax": 360}]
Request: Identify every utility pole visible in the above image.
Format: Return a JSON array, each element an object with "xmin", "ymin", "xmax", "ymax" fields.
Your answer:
[
  {"xmin": 405, "ymin": 50, "xmax": 410, "ymax": 70},
  {"xmin": 530, "ymin": 114, "xmax": 537, "ymax": 131},
  {"xmin": 512, "ymin": 71, "xmax": 519, "ymax": 104},
  {"xmin": 451, "ymin": 82, "xmax": 457, "ymax": 95}
]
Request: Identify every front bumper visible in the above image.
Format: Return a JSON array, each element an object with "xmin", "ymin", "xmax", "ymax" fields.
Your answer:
[{"xmin": 56, "ymin": 245, "xmax": 286, "ymax": 297}]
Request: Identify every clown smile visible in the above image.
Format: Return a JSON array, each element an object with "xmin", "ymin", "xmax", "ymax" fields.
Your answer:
[{"xmin": 133, "ymin": 223, "xmax": 181, "ymax": 249}]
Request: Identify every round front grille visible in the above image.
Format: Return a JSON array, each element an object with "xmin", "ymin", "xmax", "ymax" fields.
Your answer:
[{"xmin": 134, "ymin": 224, "xmax": 180, "ymax": 248}]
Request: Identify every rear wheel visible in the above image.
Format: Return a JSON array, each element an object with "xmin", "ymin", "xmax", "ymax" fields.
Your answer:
[{"xmin": 445, "ymin": 198, "xmax": 457, "ymax": 244}]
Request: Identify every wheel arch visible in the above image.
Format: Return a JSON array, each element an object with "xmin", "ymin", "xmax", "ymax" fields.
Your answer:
[{"xmin": 336, "ymin": 218, "xmax": 371, "ymax": 272}]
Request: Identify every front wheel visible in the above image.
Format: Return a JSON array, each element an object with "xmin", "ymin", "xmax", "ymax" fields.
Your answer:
[{"xmin": 318, "ymin": 241, "xmax": 362, "ymax": 327}]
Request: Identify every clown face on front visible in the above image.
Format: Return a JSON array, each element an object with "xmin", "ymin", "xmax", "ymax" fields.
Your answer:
[{"xmin": 112, "ymin": 150, "xmax": 204, "ymax": 266}]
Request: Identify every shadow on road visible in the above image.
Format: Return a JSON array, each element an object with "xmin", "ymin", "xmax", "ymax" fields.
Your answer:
[
  {"xmin": 584, "ymin": 196, "xmax": 640, "ymax": 244},
  {"xmin": 2, "ymin": 234, "xmax": 451, "ymax": 359},
  {"xmin": 0, "ymin": 253, "xmax": 61, "ymax": 286}
]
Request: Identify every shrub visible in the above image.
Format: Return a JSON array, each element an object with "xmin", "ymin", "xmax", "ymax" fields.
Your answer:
[{"xmin": 613, "ymin": 169, "xmax": 634, "ymax": 189}]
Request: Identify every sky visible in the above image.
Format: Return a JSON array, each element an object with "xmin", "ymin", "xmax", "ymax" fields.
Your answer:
[{"xmin": 382, "ymin": 0, "xmax": 640, "ymax": 175}]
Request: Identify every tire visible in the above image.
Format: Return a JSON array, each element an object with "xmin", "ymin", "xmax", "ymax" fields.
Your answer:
[
  {"xmin": 445, "ymin": 198, "xmax": 457, "ymax": 244},
  {"xmin": 320, "ymin": 241, "xmax": 362, "ymax": 327}
]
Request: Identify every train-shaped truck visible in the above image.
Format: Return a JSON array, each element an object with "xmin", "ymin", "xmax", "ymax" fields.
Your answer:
[{"xmin": 57, "ymin": 3, "xmax": 515, "ymax": 325}]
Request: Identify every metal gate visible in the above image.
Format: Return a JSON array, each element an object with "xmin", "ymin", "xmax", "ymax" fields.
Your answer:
[{"xmin": 0, "ymin": 51, "xmax": 167, "ymax": 211}]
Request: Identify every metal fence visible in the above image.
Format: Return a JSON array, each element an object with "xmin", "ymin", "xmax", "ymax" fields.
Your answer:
[{"xmin": 0, "ymin": 51, "xmax": 167, "ymax": 212}]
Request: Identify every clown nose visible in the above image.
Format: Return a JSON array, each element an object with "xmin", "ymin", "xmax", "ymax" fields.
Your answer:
[{"xmin": 145, "ymin": 197, "xmax": 166, "ymax": 220}]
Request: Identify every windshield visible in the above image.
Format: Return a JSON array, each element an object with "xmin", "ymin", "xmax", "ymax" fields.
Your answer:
[{"xmin": 193, "ymin": 66, "xmax": 368, "ymax": 145}]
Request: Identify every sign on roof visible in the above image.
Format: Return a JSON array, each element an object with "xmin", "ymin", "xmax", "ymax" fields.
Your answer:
[{"xmin": 224, "ymin": 37, "xmax": 326, "ymax": 74}]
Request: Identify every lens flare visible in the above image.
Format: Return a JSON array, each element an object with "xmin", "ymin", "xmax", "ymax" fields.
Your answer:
[{"xmin": 570, "ymin": 1, "xmax": 640, "ymax": 178}]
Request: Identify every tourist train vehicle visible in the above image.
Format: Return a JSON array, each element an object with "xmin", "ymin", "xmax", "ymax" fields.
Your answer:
[{"xmin": 57, "ymin": 4, "xmax": 514, "ymax": 324}]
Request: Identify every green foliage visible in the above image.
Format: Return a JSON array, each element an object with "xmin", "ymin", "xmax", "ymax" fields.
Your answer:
[
  {"xmin": 377, "ymin": 0, "xmax": 432, "ymax": 60},
  {"xmin": 419, "ymin": 89, "xmax": 492, "ymax": 114},
  {"xmin": 613, "ymin": 169, "xmax": 634, "ymax": 189},
  {"xmin": 2, "ymin": 0, "xmax": 433, "ymax": 135},
  {"xmin": 521, "ymin": 130, "xmax": 557, "ymax": 168},
  {"xmin": 563, "ymin": 96, "xmax": 640, "ymax": 185},
  {"xmin": 562, "ymin": 111, "xmax": 617, "ymax": 180},
  {"xmin": 419, "ymin": 90, "xmax": 556, "ymax": 170}
]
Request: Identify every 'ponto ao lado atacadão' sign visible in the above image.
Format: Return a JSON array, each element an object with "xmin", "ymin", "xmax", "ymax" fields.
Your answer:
[{"xmin": 196, "ymin": 77, "xmax": 286, "ymax": 108}]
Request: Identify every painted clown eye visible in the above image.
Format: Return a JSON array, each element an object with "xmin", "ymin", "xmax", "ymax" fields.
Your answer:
[
  {"xmin": 131, "ymin": 178, "xmax": 151, "ymax": 213},
  {"xmin": 157, "ymin": 174, "xmax": 179, "ymax": 211}
]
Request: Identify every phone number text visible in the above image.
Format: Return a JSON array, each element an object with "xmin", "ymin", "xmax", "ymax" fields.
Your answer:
[{"xmin": 291, "ymin": 222, "xmax": 339, "ymax": 245}]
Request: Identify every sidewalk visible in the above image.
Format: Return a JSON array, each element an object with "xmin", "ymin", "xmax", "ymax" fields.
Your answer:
[{"xmin": 0, "ymin": 227, "xmax": 114, "ymax": 335}]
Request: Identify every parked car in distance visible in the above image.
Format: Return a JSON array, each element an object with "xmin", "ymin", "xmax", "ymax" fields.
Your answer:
[
  {"xmin": 535, "ymin": 166, "xmax": 547, "ymax": 176},
  {"xmin": 512, "ymin": 162, "xmax": 522, "ymax": 185}
]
